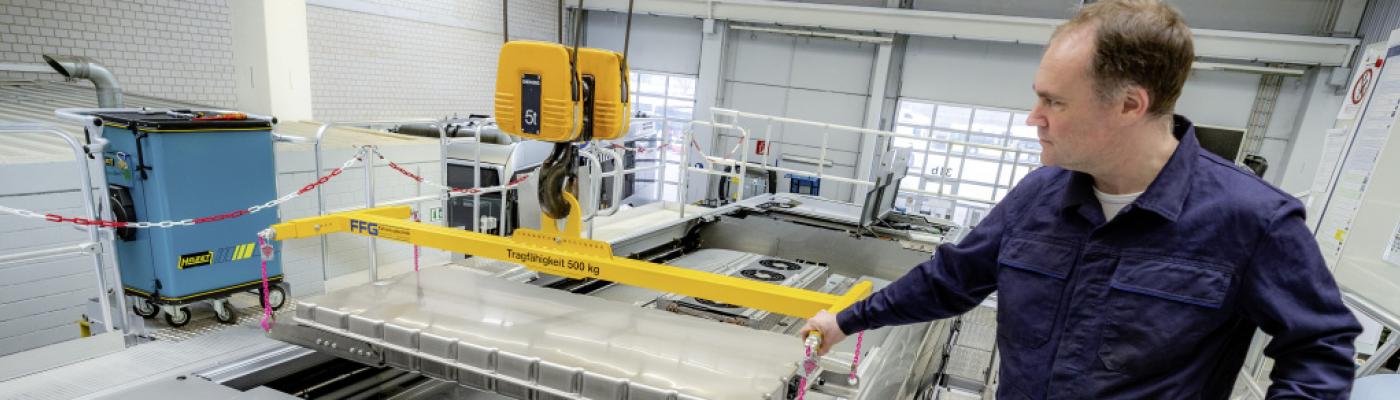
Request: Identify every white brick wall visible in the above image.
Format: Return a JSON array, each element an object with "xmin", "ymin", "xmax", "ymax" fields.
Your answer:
[
  {"xmin": 304, "ymin": 0, "xmax": 558, "ymax": 121},
  {"xmin": 0, "ymin": 0, "xmax": 239, "ymax": 107}
]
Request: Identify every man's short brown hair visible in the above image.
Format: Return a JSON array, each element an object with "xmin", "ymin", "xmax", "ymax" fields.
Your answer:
[{"xmin": 1054, "ymin": 0, "xmax": 1194, "ymax": 117}]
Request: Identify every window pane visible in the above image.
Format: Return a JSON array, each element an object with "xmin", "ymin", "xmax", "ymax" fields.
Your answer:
[
  {"xmin": 1011, "ymin": 113, "xmax": 1036, "ymax": 139},
  {"xmin": 925, "ymin": 154, "xmax": 954, "ymax": 178},
  {"xmin": 971, "ymin": 109, "xmax": 1011, "ymax": 135},
  {"xmin": 1007, "ymin": 139, "xmax": 1042, "ymax": 164},
  {"xmin": 895, "ymin": 195, "xmax": 913, "ymax": 212},
  {"xmin": 920, "ymin": 196, "xmax": 953, "ymax": 217},
  {"xmin": 885, "ymin": 102, "xmax": 1036, "ymax": 208},
  {"xmin": 665, "ymin": 100, "xmax": 694, "ymax": 121},
  {"xmin": 930, "ymin": 130, "xmax": 964, "ymax": 153},
  {"xmin": 637, "ymin": 95, "xmax": 666, "ymax": 118},
  {"xmin": 933, "ymin": 131, "xmax": 965, "ymax": 141},
  {"xmin": 1021, "ymin": 153, "xmax": 1041, "ymax": 164},
  {"xmin": 639, "ymin": 74, "xmax": 667, "ymax": 95},
  {"xmin": 918, "ymin": 199, "xmax": 935, "ymax": 215},
  {"xmin": 1000, "ymin": 163, "xmax": 1035, "ymax": 187},
  {"xmin": 934, "ymin": 105, "xmax": 972, "ymax": 130},
  {"xmin": 920, "ymin": 182, "xmax": 944, "ymax": 194},
  {"xmin": 966, "ymin": 134, "xmax": 1005, "ymax": 159},
  {"xmin": 955, "ymin": 205, "xmax": 990, "ymax": 227},
  {"xmin": 663, "ymin": 183, "xmax": 679, "ymax": 201},
  {"xmin": 957, "ymin": 183, "xmax": 995, "ymax": 202},
  {"xmin": 907, "ymin": 149, "xmax": 925, "ymax": 170},
  {"xmin": 962, "ymin": 158, "xmax": 1001, "ymax": 184},
  {"xmin": 898, "ymin": 101, "xmax": 935, "ymax": 126},
  {"xmin": 900, "ymin": 175, "xmax": 921, "ymax": 192},
  {"xmin": 664, "ymin": 162, "xmax": 680, "ymax": 181},
  {"xmin": 896, "ymin": 125, "xmax": 928, "ymax": 137},
  {"xmin": 967, "ymin": 133, "xmax": 1004, "ymax": 146},
  {"xmin": 667, "ymin": 76, "xmax": 696, "ymax": 99},
  {"xmin": 894, "ymin": 136, "xmax": 926, "ymax": 151},
  {"xmin": 635, "ymin": 180, "xmax": 658, "ymax": 198},
  {"xmin": 663, "ymin": 122, "xmax": 688, "ymax": 149},
  {"xmin": 1010, "ymin": 139, "xmax": 1041, "ymax": 152}
]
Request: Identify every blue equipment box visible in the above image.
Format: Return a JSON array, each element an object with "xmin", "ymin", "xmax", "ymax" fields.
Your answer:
[{"xmin": 97, "ymin": 111, "xmax": 283, "ymax": 304}]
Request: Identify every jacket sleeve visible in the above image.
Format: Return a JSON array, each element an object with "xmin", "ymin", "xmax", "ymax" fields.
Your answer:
[
  {"xmin": 836, "ymin": 171, "xmax": 1047, "ymax": 334},
  {"xmin": 1237, "ymin": 202, "xmax": 1361, "ymax": 399}
]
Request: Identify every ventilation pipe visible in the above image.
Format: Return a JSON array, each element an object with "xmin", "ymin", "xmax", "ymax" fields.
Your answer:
[{"xmin": 43, "ymin": 55, "xmax": 123, "ymax": 108}]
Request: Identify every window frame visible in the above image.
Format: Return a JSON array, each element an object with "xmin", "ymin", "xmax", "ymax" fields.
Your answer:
[
  {"xmin": 891, "ymin": 98, "xmax": 1042, "ymax": 224},
  {"xmin": 628, "ymin": 70, "xmax": 698, "ymax": 202}
]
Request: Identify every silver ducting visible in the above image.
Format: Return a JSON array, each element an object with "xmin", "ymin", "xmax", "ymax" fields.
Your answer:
[{"xmin": 43, "ymin": 55, "xmax": 123, "ymax": 108}]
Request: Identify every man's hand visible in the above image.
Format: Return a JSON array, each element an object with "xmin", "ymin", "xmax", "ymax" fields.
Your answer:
[{"xmin": 798, "ymin": 310, "xmax": 848, "ymax": 356}]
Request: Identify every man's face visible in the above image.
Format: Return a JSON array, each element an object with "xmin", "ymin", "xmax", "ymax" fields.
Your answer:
[{"xmin": 1025, "ymin": 27, "xmax": 1123, "ymax": 171}]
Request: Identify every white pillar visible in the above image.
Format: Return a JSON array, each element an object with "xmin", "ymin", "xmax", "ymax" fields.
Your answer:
[
  {"xmin": 689, "ymin": 18, "xmax": 727, "ymax": 203},
  {"xmin": 1278, "ymin": 67, "xmax": 1344, "ymax": 194},
  {"xmin": 854, "ymin": 41, "xmax": 894, "ymax": 204},
  {"xmin": 230, "ymin": 0, "xmax": 315, "ymax": 121}
]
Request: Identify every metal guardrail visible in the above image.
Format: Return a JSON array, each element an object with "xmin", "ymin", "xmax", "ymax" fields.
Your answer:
[
  {"xmin": 0, "ymin": 122, "xmax": 132, "ymax": 342},
  {"xmin": 1345, "ymin": 291, "xmax": 1400, "ymax": 377},
  {"xmin": 313, "ymin": 119, "xmax": 438, "ymax": 282},
  {"xmin": 677, "ymin": 108, "xmax": 1043, "ymax": 219}
]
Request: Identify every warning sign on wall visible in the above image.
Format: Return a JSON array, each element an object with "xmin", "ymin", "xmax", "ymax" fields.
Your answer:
[{"xmin": 1339, "ymin": 48, "xmax": 1384, "ymax": 121}]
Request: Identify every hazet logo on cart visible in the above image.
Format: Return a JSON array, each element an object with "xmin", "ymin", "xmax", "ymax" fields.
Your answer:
[
  {"xmin": 178, "ymin": 251, "xmax": 213, "ymax": 269},
  {"xmin": 177, "ymin": 243, "xmax": 257, "ymax": 270}
]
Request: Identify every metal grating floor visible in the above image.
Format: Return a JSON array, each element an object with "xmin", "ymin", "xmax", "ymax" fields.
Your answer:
[
  {"xmin": 143, "ymin": 294, "xmax": 288, "ymax": 342},
  {"xmin": 944, "ymin": 346, "xmax": 994, "ymax": 382},
  {"xmin": 939, "ymin": 304, "xmax": 998, "ymax": 396},
  {"xmin": 0, "ymin": 308, "xmax": 287, "ymax": 400},
  {"xmin": 956, "ymin": 306, "xmax": 997, "ymax": 352}
]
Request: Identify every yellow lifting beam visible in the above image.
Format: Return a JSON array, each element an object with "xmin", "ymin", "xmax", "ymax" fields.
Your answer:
[{"xmin": 269, "ymin": 195, "xmax": 872, "ymax": 319}]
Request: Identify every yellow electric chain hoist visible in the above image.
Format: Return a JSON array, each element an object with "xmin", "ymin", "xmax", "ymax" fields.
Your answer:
[
  {"xmin": 493, "ymin": 45, "xmax": 629, "ymax": 142},
  {"xmin": 576, "ymin": 47, "xmax": 631, "ymax": 140},
  {"xmin": 494, "ymin": 0, "xmax": 635, "ymax": 219},
  {"xmin": 494, "ymin": 41, "xmax": 582, "ymax": 142}
]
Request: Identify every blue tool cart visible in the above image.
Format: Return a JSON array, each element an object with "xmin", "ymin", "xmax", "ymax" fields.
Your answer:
[{"xmin": 96, "ymin": 110, "xmax": 288, "ymax": 327}]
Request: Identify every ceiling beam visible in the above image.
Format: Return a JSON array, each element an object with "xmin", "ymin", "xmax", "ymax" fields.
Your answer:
[{"xmin": 578, "ymin": 0, "xmax": 1359, "ymax": 67}]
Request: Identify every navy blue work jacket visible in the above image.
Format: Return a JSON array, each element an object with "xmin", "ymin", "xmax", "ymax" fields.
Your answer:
[{"xmin": 838, "ymin": 115, "xmax": 1360, "ymax": 399}]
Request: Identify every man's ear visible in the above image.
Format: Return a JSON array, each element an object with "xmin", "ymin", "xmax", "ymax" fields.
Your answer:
[{"xmin": 1120, "ymin": 84, "xmax": 1151, "ymax": 119}]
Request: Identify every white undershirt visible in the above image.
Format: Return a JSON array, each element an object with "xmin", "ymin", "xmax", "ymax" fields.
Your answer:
[{"xmin": 1093, "ymin": 187, "xmax": 1143, "ymax": 221}]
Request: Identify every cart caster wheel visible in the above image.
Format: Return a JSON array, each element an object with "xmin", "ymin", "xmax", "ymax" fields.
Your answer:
[
  {"xmin": 261, "ymin": 284, "xmax": 287, "ymax": 311},
  {"xmin": 132, "ymin": 298, "xmax": 158, "ymax": 319},
  {"xmin": 164, "ymin": 306, "xmax": 191, "ymax": 327},
  {"xmin": 214, "ymin": 301, "xmax": 238, "ymax": 325}
]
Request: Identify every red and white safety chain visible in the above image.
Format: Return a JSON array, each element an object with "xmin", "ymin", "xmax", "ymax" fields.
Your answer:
[
  {"xmin": 369, "ymin": 147, "xmax": 533, "ymax": 195},
  {"xmin": 0, "ymin": 147, "xmax": 369, "ymax": 230},
  {"xmin": 256, "ymin": 234, "xmax": 275, "ymax": 331},
  {"xmin": 798, "ymin": 337, "xmax": 817, "ymax": 400},
  {"xmin": 0, "ymin": 144, "xmax": 548, "ymax": 234},
  {"xmin": 599, "ymin": 142, "xmax": 668, "ymax": 155}
]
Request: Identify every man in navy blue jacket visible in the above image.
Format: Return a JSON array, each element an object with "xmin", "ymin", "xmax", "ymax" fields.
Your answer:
[{"xmin": 800, "ymin": 0, "xmax": 1361, "ymax": 398}]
